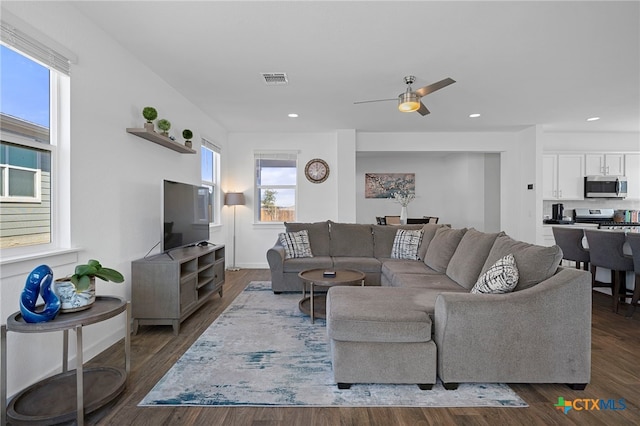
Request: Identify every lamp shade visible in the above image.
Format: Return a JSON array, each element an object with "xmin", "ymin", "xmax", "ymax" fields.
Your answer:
[{"xmin": 224, "ymin": 192, "xmax": 245, "ymax": 206}]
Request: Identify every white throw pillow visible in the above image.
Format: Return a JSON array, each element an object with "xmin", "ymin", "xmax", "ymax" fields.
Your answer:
[
  {"xmin": 278, "ymin": 230, "xmax": 314, "ymax": 259},
  {"xmin": 391, "ymin": 229, "xmax": 425, "ymax": 260},
  {"xmin": 471, "ymin": 253, "xmax": 519, "ymax": 294}
]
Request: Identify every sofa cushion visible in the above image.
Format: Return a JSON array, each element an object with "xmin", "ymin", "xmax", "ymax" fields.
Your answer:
[
  {"xmin": 332, "ymin": 256, "xmax": 382, "ymax": 273},
  {"xmin": 391, "ymin": 229, "xmax": 424, "ymax": 260},
  {"xmin": 285, "ymin": 221, "xmax": 330, "ymax": 256},
  {"xmin": 424, "ymin": 227, "xmax": 468, "ymax": 273},
  {"xmin": 329, "ymin": 222, "xmax": 374, "ymax": 257},
  {"xmin": 372, "ymin": 224, "xmax": 425, "ymax": 258},
  {"xmin": 482, "ymin": 234, "xmax": 562, "ymax": 291},
  {"xmin": 417, "ymin": 224, "xmax": 447, "ymax": 261},
  {"xmin": 327, "ymin": 286, "xmax": 433, "ymax": 343},
  {"xmin": 388, "ymin": 273, "xmax": 467, "ymax": 291},
  {"xmin": 471, "ymin": 253, "xmax": 519, "ymax": 294},
  {"xmin": 282, "ymin": 256, "xmax": 333, "ymax": 273},
  {"xmin": 446, "ymin": 229, "xmax": 503, "ymax": 290},
  {"xmin": 278, "ymin": 230, "xmax": 313, "ymax": 259},
  {"xmin": 381, "ymin": 259, "xmax": 438, "ymax": 282}
]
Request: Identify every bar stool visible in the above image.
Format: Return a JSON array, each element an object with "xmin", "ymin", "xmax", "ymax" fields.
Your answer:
[
  {"xmin": 552, "ymin": 227, "xmax": 590, "ymax": 270},
  {"xmin": 584, "ymin": 230, "xmax": 634, "ymax": 313},
  {"xmin": 625, "ymin": 233, "xmax": 640, "ymax": 318}
]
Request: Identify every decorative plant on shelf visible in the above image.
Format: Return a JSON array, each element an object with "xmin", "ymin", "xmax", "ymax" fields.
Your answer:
[
  {"xmin": 68, "ymin": 259, "xmax": 125, "ymax": 291},
  {"xmin": 157, "ymin": 119, "xmax": 171, "ymax": 136},
  {"xmin": 142, "ymin": 107, "xmax": 158, "ymax": 131},
  {"xmin": 142, "ymin": 106, "xmax": 158, "ymax": 123},
  {"xmin": 182, "ymin": 129, "xmax": 193, "ymax": 148}
]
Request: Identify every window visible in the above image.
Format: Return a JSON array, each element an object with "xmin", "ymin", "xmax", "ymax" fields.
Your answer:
[
  {"xmin": 255, "ymin": 152, "xmax": 297, "ymax": 222},
  {"xmin": 201, "ymin": 139, "xmax": 221, "ymax": 225},
  {"xmin": 0, "ymin": 21, "xmax": 71, "ymax": 251}
]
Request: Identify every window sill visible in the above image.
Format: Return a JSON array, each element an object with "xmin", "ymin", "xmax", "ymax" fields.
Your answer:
[
  {"xmin": 0, "ymin": 247, "xmax": 81, "ymax": 279},
  {"xmin": 252, "ymin": 222, "xmax": 287, "ymax": 228}
]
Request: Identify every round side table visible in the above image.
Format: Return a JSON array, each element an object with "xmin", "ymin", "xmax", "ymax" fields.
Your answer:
[{"xmin": 1, "ymin": 296, "xmax": 130, "ymax": 426}]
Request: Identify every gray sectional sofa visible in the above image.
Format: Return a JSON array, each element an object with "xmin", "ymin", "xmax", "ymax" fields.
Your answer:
[
  {"xmin": 267, "ymin": 221, "xmax": 431, "ymax": 292},
  {"xmin": 266, "ymin": 221, "xmax": 592, "ymax": 390}
]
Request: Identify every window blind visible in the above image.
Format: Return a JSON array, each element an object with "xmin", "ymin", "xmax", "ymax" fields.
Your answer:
[
  {"xmin": 254, "ymin": 151, "xmax": 298, "ymax": 161},
  {"xmin": 202, "ymin": 138, "xmax": 221, "ymax": 153},
  {"xmin": 1, "ymin": 20, "xmax": 72, "ymax": 75}
]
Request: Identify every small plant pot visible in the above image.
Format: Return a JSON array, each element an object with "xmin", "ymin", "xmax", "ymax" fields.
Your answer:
[
  {"xmin": 144, "ymin": 122, "xmax": 154, "ymax": 131},
  {"xmin": 185, "ymin": 140, "xmax": 192, "ymax": 148},
  {"xmin": 54, "ymin": 277, "xmax": 96, "ymax": 313}
]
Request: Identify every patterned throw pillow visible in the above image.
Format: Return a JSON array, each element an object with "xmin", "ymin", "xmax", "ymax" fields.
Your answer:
[
  {"xmin": 391, "ymin": 229, "xmax": 425, "ymax": 260},
  {"xmin": 471, "ymin": 253, "xmax": 519, "ymax": 294},
  {"xmin": 278, "ymin": 230, "xmax": 314, "ymax": 259}
]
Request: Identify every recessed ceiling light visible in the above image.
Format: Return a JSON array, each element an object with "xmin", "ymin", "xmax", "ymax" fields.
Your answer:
[
  {"xmin": 586, "ymin": 116, "xmax": 600, "ymax": 122},
  {"xmin": 469, "ymin": 113, "xmax": 481, "ymax": 118},
  {"xmin": 288, "ymin": 113, "xmax": 298, "ymax": 118}
]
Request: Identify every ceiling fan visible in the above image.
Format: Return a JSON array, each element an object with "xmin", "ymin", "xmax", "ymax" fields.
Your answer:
[{"xmin": 354, "ymin": 75, "xmax": 455, "ymax": 116}]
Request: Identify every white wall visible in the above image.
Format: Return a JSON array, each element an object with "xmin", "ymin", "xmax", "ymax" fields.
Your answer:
[
  {"xmin": 356, "ymin": 131, "xmax": 529, "ymax": 238},
  {"xmin": 226, "ymin": 132, "xmax": 340, "ymax": 268},
  {"xmin": 543, "ymin": 132, "xmax": 640, "ymax": 152},
  {"xmin": 1, "ymin": 2, "xmax": 228, "ymax": 396},
  {"xmin": 355, "ymin": 152, "xmax": 500, "ymax": 231}
]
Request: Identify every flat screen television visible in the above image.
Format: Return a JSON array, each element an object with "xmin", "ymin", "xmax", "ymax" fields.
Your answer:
[{"xmin": 162, "ymin": 179, "xmax": 211, "ymax": 252}]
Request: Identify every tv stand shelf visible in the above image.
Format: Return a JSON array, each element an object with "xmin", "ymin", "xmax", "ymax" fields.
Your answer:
[
  {"xmin": 126, "ymin": 127, "xmax": 196, "ymax": 154},
  {"xmin": 131, "ymin": 245, "xmax": 224, "ymax": 335}
]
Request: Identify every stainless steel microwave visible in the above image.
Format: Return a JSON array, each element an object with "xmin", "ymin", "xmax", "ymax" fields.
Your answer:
[{"xmin": 584, "ymin": 175, "xmax": 627, "ymax": 199}]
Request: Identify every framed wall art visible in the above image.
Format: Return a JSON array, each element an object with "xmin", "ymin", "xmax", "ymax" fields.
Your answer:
[{"xmin": 365, "ymin": 173, "xmax": 415, "ymax": 199}]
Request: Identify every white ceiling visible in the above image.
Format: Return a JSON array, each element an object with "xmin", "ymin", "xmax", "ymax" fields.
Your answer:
[{"xmin": 73, "ymin": 1, "xmax": 640, "ymax": 134}]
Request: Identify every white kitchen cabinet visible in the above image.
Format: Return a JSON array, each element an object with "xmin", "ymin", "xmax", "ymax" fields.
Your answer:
[
  {"xmin": 542, "ymin": 155, "xmax": 558, "ymax": 199},
  {"xmin": 543, "ymin": 154, "xmax": 584, "ymax": 200},
  {"xmin": 585, "ymin": 153, "xmax": 624, "ymax": 176},
  {"xmin": 625, "ymin": 153, "xmax": 640, "ymax": 199}
]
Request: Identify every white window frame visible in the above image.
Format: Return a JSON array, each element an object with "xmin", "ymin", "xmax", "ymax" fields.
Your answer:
[
  {"xmin": 201, "ymin": 139, "xmax": 221, "ymax": 226},
  {"xmin": 254, "ymin": 151, "xmax": 298, "ymax": 223},
  {"xmin": 0, "ymin": 30, "xmax": 71, "ymax": 256}
]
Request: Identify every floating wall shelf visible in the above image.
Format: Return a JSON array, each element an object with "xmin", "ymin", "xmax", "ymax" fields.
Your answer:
[{"xmin": 126, "ymin": 127, "xmax": 196, "ymax": 154}]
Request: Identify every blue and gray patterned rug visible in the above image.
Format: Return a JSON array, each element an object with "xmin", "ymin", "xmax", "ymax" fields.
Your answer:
[{"xmin": 139, "ymin": 281, "xmax": 527, "ymax": 407}]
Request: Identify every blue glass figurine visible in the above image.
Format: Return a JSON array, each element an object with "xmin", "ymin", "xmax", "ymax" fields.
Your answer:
[{"xmin": 19, "ymin": 264, "xmax": 60, "ymax": 323}]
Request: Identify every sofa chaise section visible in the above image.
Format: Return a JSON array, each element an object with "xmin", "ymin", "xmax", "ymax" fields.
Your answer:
[{"xmin": 434, "ymin": 267, "xmax": 591, "ymax": 389}]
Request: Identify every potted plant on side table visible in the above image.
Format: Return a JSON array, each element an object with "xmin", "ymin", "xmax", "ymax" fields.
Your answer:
[{"xmin": 54, "ymin": 259, "xmax": 124, "ymax": 313}]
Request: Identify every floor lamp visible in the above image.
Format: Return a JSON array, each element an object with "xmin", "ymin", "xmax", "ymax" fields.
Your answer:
[{"xmin": 224, "ymin": 192, "xmax": 245, "ymax": 271}]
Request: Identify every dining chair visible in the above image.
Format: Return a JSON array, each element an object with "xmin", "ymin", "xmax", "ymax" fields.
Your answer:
[
  {"xmin": 384, "ymin": 216, "xmax": 401, "ymax": 225},
  {"xmin": 625, "ymin": 233, "xmax": 640, "ymax": 318},
  {"xmin": 584, "ymin": 229, "xmax": 634, "ymax": 313},
  {"xmin": 423, "ymin": 216, "xmax": 439, "ymax": 224},
  {"xmin": 552, "ymin": 227, "xmax": 590, "ymax": 270}
]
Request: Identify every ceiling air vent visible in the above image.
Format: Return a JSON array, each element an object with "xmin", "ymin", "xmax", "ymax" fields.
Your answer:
[{"xmin": 261, "ymin": 72, "xmax": 288, "ymax": 85}]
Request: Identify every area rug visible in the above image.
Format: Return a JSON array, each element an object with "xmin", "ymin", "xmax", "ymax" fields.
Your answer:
[{"xmin": 139, "ymin": 281, "xmax": 527, "ymax": 407}]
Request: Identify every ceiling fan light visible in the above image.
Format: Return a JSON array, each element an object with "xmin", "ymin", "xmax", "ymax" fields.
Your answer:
[{"xmin": 398, "ymin": 92, "xmax": 420, "ymax": 112}]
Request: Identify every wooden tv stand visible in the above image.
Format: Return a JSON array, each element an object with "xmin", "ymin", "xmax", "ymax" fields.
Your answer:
[{"xmin": 131, "ymin": 244, "xmax": 224, "ymax": 335}]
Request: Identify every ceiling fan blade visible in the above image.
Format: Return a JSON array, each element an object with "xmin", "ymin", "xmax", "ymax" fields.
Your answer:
[
  {"xmin": 416, "ymin": 102, "xmax": 430, "ymax": 116},
  {"xmin": 415, "ymin": 78, "xmax": 456, "ymax": 98},
  {"xmin": 353, "ymin": 98, "xmax": 397, "ymax": 104}
]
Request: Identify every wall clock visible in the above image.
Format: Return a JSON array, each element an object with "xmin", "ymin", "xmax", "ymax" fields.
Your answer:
[{"xmin": 304, "ymin": 158, "xmax": 330, "ymax": 183}]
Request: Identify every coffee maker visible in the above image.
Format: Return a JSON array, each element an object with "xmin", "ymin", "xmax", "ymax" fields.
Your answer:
[{"xmin": 552, "ymin": 203, "xmax": 564, "ymax": 221}]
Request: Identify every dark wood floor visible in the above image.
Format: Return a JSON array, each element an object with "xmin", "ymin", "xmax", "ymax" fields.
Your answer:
[{"xmin": 82, "ymin": 269, "xmax": 640, "ymax": 425}]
